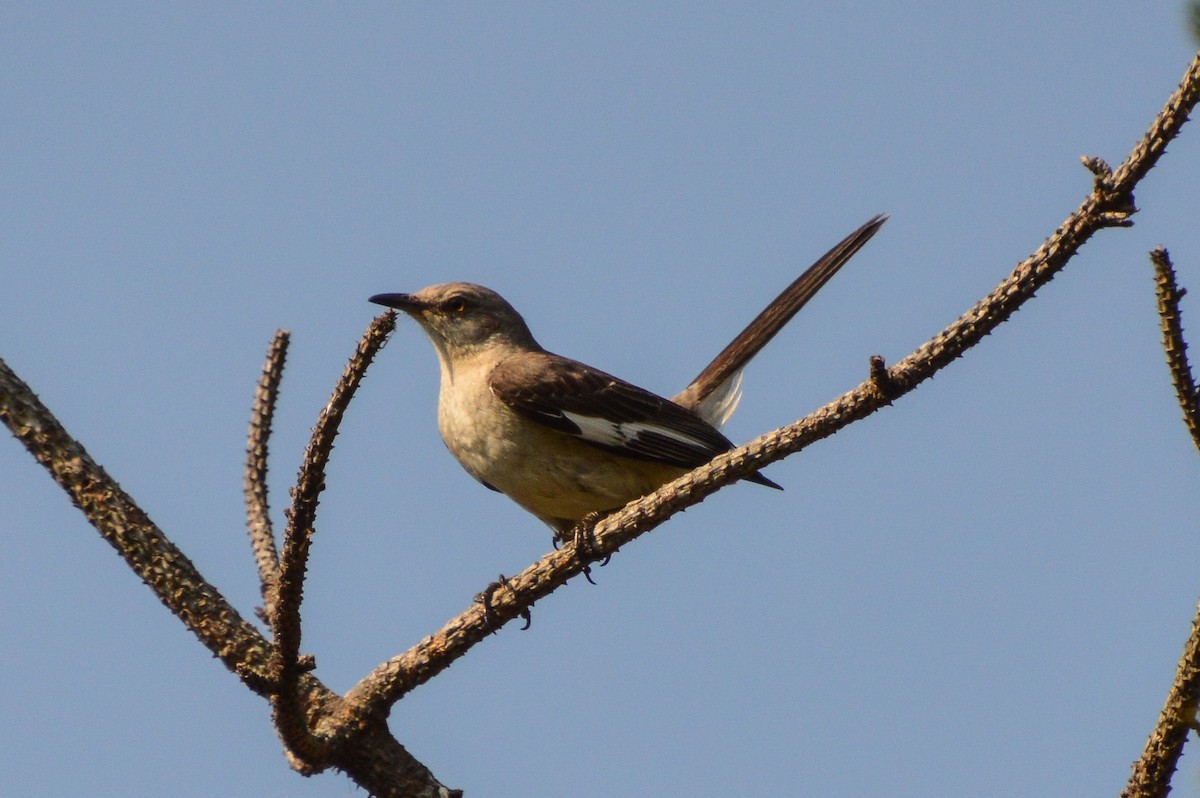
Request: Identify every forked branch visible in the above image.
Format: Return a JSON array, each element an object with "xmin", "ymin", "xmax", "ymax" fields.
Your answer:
[
  {"xmin": 0, "ymin": 347, "xmax": 454, "ymax": 797},
  {"xmin": 268, "ymin": 312, "xmax": 396, "ymax": 769}
]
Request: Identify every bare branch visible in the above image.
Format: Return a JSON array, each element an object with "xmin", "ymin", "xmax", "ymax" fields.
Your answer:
[
  {"xmin": 1120, "ymin": 249, "xmax": 1200, "ymax": 798},
  {"xmin": 336, "ymin": 728, "xmax": 463, "ymax": 798},
  {"xmin": 338, "ymin": 48, "xmax": 1200, "ymax": 723},
  {"xmin": 1121, "ymin": 596, "xmax": 1200, "ymax": 798},
  {"xmin": 269, "ymin": 312, "xmax": 396, "ymax": 760},
  {"xmin": 1151, "ymin": 248, "xmax": 1200, "ymax": 451},
  {"xmin": 0, "ymin": 356, "xmax": 276, "ymax": 691},
  {"xmin": 245, "ymin": 329, "xmax": 290, "ymax": 620},
  {"xmin": 868, "ymin": 354, "xmax": 898, "ymax": 402},
  {"xmin": 1110, "ymin": 52, "xmax": 1200, "ymax": 192}
]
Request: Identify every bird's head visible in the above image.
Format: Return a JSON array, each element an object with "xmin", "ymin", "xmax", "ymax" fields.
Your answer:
[{"xmin": 370, "ymin": 282, "xmax": 540, "ymax": 360}]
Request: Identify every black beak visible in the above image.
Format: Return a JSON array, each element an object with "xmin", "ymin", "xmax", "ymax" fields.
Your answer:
[{"xmin": 369, "ymin": 293, "xmax": 420, "ymax": 311}]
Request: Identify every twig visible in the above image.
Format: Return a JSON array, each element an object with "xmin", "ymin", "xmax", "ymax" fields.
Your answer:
[
  {"xmin": 269, "ymin": 312, "xmax": 395, "ymax": 761},
  {"xmin": 1151, "ymin": 248, "xmax": 1200, "ymax": 451},
  {"xmin": 1118, "ymin": 247, "xmax": 1200, "ymax": 798},
  {"xmin": 1121, "ymin": 597, "xmax": 1200, "ymax": 798},
  {"xmin": 245, "ymin": 329, "xmax": 290, "ymax": 620}
]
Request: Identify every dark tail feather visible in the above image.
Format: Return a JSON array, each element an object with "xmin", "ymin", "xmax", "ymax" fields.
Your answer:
[{"xmin": 675, "ymin": 214, "xmax": 888, "ymax": 411}]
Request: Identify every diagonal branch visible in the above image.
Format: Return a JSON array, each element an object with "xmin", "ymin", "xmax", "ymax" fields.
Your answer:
[
  {"xmin": 1150, "ymin": 248, "xmax": 1200, "ymax": 451},
  {"xmin": 245, "ymin": 329, "xmax": 290, "ymax": 619},
  {"xmin": 337, "ymin": 48, "xmax": 1200, "ymax": 722},
  {"xmin": 0, "ymin": 355, "xmax": 276, "ymax": 691},
  {"xmin": 1121, "ymin": 596, "xmax": 1200, "ymax": 798}
]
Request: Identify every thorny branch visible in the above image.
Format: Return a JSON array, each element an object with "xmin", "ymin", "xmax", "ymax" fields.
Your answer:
[
  {"xmin": 269, "ymin": 312, "xmax": 396, "ymax": 768},
  {"xmin": 1151, "ymin": 248, "xmax": 1200, "ymax": 451},
  {"xmin": 1118, "ymin": 249, "xmax": 1200, "ymax": 798},
  {"xmin": 0, "ymin": 356, "xmax": 276, "ymax": 690},
  {"xmin": 245, "ymin": 329, "xmax": 290, "ymax": 620},
  {"xmin": 272, "ymin": 313, "xmax": 395, "ymax": 672},
  {"xmin": 1120, "ymin": 577, "xmax": 1200, "ymax": 798}
]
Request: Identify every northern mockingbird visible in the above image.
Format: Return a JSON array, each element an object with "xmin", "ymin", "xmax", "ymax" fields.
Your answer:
[{"xmin": 370, "ymin": 214, "xmax": 885, "ymax": 536}]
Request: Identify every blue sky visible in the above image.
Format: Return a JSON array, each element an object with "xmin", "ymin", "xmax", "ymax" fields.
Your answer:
[{"xmin": 3, "ymin": 4, "xmax": 1199, "ymax": 796}]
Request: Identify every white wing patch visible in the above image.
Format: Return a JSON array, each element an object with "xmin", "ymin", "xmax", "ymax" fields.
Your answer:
[
  {"xmin": 691, "ymin": 369, "xmax": 743, "ymax": 429},
  {"xmin": 561, "ymin": 411, "xmax": 713, "ymax": 452}
]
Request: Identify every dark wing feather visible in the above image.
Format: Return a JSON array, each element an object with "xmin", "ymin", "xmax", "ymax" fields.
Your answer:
[{"xmin": 489, "ymin": 351, "xmax": 781, "ymax": 488}]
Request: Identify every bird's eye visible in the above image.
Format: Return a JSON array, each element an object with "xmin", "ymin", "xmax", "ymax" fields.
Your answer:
[{"xmin": 445, "ymin": 296, "xmax": 468, "ymax": 314}]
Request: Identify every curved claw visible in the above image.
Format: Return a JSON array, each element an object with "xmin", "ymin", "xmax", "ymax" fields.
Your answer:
[{"xmin": 475, "ymin": 573, "xmax": 513, "ymax": 629}]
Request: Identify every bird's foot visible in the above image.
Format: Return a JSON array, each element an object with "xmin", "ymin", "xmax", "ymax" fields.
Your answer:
[
  {"xmin": 566, "ymin": 512, "xmax": 613, "ymax": 584},
  {"xmin": 475, "ymin": 573, "xmax": 531, "ymax": 630},
  {"xmin": 474, "ymin": 575, "xmax": 505, "ymax": 628}
]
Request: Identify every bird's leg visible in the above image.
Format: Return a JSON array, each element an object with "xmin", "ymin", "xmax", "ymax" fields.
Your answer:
[
  {"xmin": 569, "ymin": 512, "xmax": 601, "ymax": 555},
  {"xmin": 580, "ymin": 512, "xmax": 613, "ymax": 567}
]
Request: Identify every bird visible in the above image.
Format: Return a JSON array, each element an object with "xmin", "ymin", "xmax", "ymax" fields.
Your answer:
[{"xmin": 370, "ymin": 214, "xmax": 886, "ymax": 538}]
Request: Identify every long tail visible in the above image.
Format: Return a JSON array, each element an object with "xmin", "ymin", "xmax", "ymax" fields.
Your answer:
[{"xmin": 674, "ymin": 214, "xmax": 888, "ymax": 426}]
